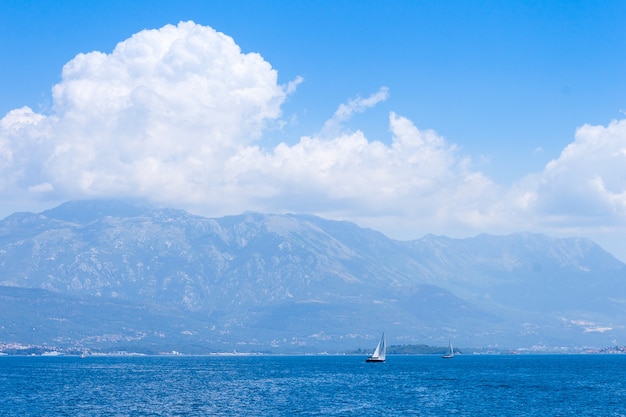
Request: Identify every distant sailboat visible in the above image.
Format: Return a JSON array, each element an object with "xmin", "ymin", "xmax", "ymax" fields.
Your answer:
[
  {"xmin": 442, "ymin": 339, "xmax": 454, "ymax": 359},
  {"xmin": 366, "ymin": 332, "xmax": 386, "ymax": 362}
]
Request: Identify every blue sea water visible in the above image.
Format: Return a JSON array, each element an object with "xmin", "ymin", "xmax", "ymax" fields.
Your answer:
[{"xmin": 1, "ymin": 354, "xmax": 625, "ymax": 416}]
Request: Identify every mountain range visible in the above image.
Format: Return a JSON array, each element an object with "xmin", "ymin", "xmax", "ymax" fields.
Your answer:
[{"xmin": 1, "ymin": 199, "xmax": 625, "ymax": 353}]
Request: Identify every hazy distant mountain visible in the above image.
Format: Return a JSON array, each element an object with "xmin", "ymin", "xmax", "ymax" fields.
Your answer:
[{"xmin": 1, "ymin": 199, "xmax": 625, "ymax": 353}]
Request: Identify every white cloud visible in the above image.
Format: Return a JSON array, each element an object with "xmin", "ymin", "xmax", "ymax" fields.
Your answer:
[
  {"xmin": 320, "ymin": 87, "xmax": 389, "ymax": 136},
  {"xmin": 501, "ymin": 118, "xmax": 626, "ymax": 260},
  {"xmin": 1, "ymin": 21, "xmax": 626, "ymax": 260},
  {"xmin": 512, "ymin": 119, "xmax": 626, "ymax": 229},
  {"xmin": 217, "ymin": 111, "xmax": 500, "ymax": 239},
  {"xmin": 1, "ymin": 21, "xmax": 292, "ymax": 205},
  {"xmin": 332, "ymin": 87, "xmax": 389, "ymax": 122},
  {"xmin": 3, "ymin": 21, "xmax": 493, "ymax": 229},
  {"xmin": 285, "ymin": 76, "xmax": 304, "ymax": 95}
]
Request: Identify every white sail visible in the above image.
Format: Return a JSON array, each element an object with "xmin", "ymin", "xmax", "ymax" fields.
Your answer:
[
  {"xmin": 442, "ymin": 339, "xmax": 454, "ymax": 358},
  {"xmin": 366, "ymin": 332, "xmax": 386, "ymax": 362},
  {"xmin": 378, "ymin": 333, "xmax": 386, "ymax": 360}
]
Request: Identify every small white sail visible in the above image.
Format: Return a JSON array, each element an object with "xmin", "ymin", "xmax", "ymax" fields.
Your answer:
[
  {"xmin": 442, "ymin": 339, "xmax": 454, "ymax": 358},
  {"xmin": 366, "ymin": 332, "xmax": 386, "ymax": 362}
]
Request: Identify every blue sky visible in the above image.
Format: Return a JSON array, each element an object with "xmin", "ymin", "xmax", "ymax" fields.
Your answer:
[{"xmin": 1, "ymin": 0, "xmax": 626, "ymax": 259}]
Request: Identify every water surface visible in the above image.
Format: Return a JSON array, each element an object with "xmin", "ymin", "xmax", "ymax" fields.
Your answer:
[{"xmin": 1, "ymin": 354, "xmax": 624, "ymax": 416}]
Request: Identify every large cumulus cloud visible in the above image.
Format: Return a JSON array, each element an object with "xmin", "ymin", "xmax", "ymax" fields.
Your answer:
[
  {"xmin": 1, "ymin": 21, "xmax": 288, "ymax": 205},
  {"xmin": 1, "ymin": 21, "xmax": 626, "ymax": 258}
]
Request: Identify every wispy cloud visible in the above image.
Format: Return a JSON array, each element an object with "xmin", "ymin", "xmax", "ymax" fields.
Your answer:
[
  {"xmin": 319, "ymin": 87, "xmax": 389, "ymax": 136},
  {"xmin": 332, "ymin": 87, "xmax": 389, "ymax": 122}
]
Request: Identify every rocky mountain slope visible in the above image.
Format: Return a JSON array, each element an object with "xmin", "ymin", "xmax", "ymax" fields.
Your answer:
[{"xmin": 1, "ymin": 199, "xmax": 624, "ymax": 352}]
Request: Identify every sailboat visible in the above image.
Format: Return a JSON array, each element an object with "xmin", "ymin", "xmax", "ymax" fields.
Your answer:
[
  {"xmin": 442, "ymin": 339, "xmax": 454, "ymax": 359},
  {"xmin": 366, "ymin": 332, "xmax": 386, "ymax": 362}
]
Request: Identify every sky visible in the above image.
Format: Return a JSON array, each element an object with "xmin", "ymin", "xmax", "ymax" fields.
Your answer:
[{"xmin": 1, "ymin": 0, "xmax": 626, "ymax": 260}]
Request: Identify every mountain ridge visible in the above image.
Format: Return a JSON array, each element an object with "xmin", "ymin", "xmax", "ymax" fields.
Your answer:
[{"xmin": 1, "ymin": 198, "xmax": 624, "ymax": 353}]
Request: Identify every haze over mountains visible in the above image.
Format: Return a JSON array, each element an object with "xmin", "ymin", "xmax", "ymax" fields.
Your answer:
[{"xmin": 1, "ymin": 199, "xmax": 625, "ymax": 353}]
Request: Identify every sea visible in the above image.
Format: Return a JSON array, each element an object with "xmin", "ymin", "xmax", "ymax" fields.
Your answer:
[{"xmin": 1, "ymin": 354, "xmax": 625, "ymax": 416}]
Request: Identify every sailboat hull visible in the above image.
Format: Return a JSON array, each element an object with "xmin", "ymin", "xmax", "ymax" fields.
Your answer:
[{"xmin": 365, "ymin": 357, "xmax": 385, "ymax": 363}]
